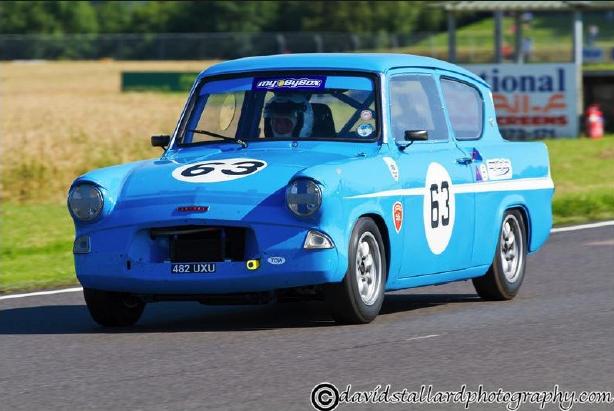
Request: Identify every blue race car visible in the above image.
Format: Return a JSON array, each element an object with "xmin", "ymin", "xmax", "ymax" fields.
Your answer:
[{"xmin": 68, "ymin": 54, "xmax": 554, "ymax": 326}]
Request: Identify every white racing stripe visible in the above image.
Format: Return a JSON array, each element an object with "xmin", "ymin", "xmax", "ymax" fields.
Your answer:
[
  {"xmin": 1, "ymin": 216, "xmax": 611, "ymax": 302},
  {"xmin": 454, "ymin": 177, "xmax": 554, "ymax": 194},
  {"xmin": 346, "ymin": 177, "xmax": 554, "ymax": 199},
  {"xmin": 348, "ymin": 187, "xmax": 424, "ymax": 199}
]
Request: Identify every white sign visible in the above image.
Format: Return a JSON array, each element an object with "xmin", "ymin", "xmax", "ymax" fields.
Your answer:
[
  {"xmin": 465, "ymin": 64, "xmax": 578, "ymax": 139},
  {"xmin": 486, "ymin": 158, "xmax": 513, "ymax": 180},
  {"xmin": 172, "ymin": 158, "xmax": 267, "ymax": 183},
  {"xmin": 422, "ymin": 162, "xmax": 455, "ymax": 255}
]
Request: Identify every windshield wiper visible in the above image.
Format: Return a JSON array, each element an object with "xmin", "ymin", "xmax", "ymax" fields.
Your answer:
[{"xmin": 189, "ymin": 129, "xmax": 248, "ymax": 148}]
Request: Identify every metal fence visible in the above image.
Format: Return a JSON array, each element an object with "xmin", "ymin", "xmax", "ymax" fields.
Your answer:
[{"xmin": 0, "ymin": 31, "xmax": 598, "ymax": 63}]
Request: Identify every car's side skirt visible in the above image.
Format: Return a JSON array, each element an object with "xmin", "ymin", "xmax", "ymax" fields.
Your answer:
[{"xmin": 385, "ymin": 264, "xmax": 490, "ymax": 291}]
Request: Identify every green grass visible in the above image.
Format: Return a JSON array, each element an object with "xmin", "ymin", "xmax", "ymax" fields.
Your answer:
[
  {"xmin": 545, "ymin": 136, "xmax": 614, "ymax": 225},
  {"xmin": 1, "ymin": 136, "xmax": 612, "ymax": 294},
  {"xmin": 377, "ymin": 11, "xmax": 614, "ymax": 64},
  {"xmin": 0, "ymin": 203, "xmax": 77, "ymax": 293}
]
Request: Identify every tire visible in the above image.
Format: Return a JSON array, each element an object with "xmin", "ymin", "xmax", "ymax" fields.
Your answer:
[
  {"xmin": 326, "ymin": 217, "xmax": 387, "ymax": 324},
  {"xmin": 83, "ymin": 288, "xmax": 145, "ymax": 327},
  {"xmin": 473, "ymin": 210, "xmax": 527, "ymax": 301}
]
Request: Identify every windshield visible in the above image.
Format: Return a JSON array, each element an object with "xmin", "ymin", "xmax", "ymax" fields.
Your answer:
[{"xmin": 179, "ymin": 73, "xmax": 378, "ymax": 146}]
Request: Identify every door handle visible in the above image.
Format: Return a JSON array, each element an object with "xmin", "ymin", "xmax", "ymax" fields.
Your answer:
[{"xmin": 456, "ymin": 157, "xmax": 473, "ymax": 165}]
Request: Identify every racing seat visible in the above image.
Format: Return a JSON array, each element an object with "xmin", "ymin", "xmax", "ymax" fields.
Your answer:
[{"xmin": 310, "ymin": 103, "xmax": 336, "ymax": 138}]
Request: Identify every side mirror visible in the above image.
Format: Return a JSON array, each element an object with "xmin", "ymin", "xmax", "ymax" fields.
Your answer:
[
  {"xmin": 151, "ymin": 135, "xmax": 170, "ymax": 149},
  {"xmin": 403, "ymin": 130, "xmax": 428, "ymax": 141},
  {"xmin": 397, "ymin": 130, "xmax": 428, "ymax": 151}
]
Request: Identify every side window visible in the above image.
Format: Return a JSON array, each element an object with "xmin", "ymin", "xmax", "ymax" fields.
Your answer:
[
  {"xmin": 441, "ymin": 78, "xmax": 483, "ymax": 140},
  {"xmin": 389, "ymin": 74, "xmax": 448, "ymax": 141}
]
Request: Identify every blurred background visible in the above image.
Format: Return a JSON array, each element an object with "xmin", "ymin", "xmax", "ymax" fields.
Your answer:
[{"xmin": 1, "ymin": 0, "xmax": 613, "ymax": 293}]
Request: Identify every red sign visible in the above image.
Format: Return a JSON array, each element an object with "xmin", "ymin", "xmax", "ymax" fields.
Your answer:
[{"xmin": 466, "ymin": 64, "xmax": 578, "ymax": 139}]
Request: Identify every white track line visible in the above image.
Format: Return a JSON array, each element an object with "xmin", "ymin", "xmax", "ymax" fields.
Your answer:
[
  {"xmin": 2, "ymin": 220, "xmax": 613, "ymax": 301},
  {"xmin": 551, "ymin": 220, "xmax": 614, "ymax": 233},
  {"xmin": 0, "ymin": 287, "xmax": 83, "ymax": 301},
  {"xmin": 406, "ymin": 334, "xmax": 439, "ymax": 341}
]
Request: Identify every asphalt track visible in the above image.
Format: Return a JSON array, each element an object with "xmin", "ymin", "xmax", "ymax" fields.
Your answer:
[{"xmin": 1, "ymin": 225, "xmax": 613, "ymax": 411}]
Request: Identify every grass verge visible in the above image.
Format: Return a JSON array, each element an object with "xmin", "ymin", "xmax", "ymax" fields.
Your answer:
[
  {"xmin": 1, "ymin": 203, "xmax": 77, "ymax": 293},
  {"xmin": 545, "ymin": 137, "xmax": 614, "ymax": 225}
]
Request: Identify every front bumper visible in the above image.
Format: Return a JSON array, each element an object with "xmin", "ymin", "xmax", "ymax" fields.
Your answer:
[{"xmin": 75, "ymin": 222, "xmax": 342, "ymax": 295}]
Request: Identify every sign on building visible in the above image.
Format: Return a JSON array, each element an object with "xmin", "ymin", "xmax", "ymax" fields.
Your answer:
[{"xmin": 465, "ymin": 64, "xmax": 578, "ymax": 139}]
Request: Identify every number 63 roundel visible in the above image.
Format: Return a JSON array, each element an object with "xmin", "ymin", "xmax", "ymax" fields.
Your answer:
[
  {"xmin": 422, "ymin": 162, "xmax": 455, "ymax": 255},
  {"xmin": 172, "ymin": 158, "xmax": 268, "ymax": 183}
]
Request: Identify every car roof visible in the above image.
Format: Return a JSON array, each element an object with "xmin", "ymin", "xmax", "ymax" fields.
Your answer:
[{"xmin": 198, "ymin": 53, "xmax": 488, "ymax": 88}]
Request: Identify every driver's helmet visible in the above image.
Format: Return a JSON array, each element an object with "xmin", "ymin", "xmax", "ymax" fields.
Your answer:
[{"xmin": 264, "ymin": 93, "xmax": 314, "ymax": 138}]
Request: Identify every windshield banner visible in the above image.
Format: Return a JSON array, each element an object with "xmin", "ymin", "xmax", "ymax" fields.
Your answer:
[{"xmin": 253, "ymin": 76, "xmax": 326, "ymax": 91}]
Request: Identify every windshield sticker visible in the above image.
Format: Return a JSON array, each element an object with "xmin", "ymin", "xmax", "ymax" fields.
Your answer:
[
  {"xmin": 486, "ymin": 158, "xmax": 512, "ymax": 180},
  {"xmin": 172, "ymin": 158, "xmax": 268, "ymax": 183},
  {"xmin": 360, "ymin": 110, "xmax": 373, "ymax": 121},
  {"xmin": 253, "ymin": 76, "xmax": 326, "ymax": 91},
  {"xmin": 357, "ymin": 123, "xmax": 374, "ymax": 137}
]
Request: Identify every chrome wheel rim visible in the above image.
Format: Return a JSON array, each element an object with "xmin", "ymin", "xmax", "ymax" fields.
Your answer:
[
  {"xmin": 500, "ymin": 215, "xmax": 523, "ymax": 283},
  {"xmin": 355, "ymin": 232, "xmax": 382, "ymax": 306}
]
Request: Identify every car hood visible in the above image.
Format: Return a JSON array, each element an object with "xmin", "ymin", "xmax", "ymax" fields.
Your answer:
[{"xmin": 115, "ymin": 144, "xmax": 356, "ymax": 209}]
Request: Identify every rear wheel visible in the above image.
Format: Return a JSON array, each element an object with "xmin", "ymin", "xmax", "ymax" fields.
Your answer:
[
  {"xmin": 473, "ymin": 210, "xmax": 527, "ymax": 300},
  {"xmin": 83, "ymin": 288, "xmax": 145, "ymax": 327},
  {"xmin": 326, "ymin": 218, "xmax": 386, "ymax": 324}
]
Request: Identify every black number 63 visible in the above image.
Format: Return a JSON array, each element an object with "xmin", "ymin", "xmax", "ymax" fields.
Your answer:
[
  {"xmin": 181, "ymin": 160, "xmax": 265, "ymax": 177},
  {"xmin": 430, "ymin": 181, "xmax": 450, "ymax": 229}
]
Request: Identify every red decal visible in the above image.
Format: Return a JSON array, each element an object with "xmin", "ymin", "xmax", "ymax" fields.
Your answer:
[
  {"xmin": 393, "ymin": 201, "xmax": 403, "ymax": 233},
  {"xmin": 497, "ymin": 116, "xmax": 567, "ymax": 126}
]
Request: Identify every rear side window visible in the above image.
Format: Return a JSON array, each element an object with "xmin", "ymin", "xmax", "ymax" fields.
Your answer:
[
  {"xmin": 389, "ymin": 74, "xmax": 448, "ymax": 141},
  {"xmin": 441, "ymin": 78, "xmax": 483, "ymax": 140}
]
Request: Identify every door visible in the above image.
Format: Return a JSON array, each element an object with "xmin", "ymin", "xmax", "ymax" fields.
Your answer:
[
  {"xmin": 440, "ymin": 76, "xmax": 490, "ymax": 268},
  {"xmin": 388, "ymin": 71, "xmax": 475, "ymax": 277}
]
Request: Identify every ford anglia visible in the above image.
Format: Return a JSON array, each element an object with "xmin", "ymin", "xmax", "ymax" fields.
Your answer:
[{"xmin": 68, "ymin": 53, "xmax": 554, "ymax": 326}]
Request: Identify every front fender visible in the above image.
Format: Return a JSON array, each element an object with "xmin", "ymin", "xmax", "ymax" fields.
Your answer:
[
  {"xmin": 69, "ymin": 160, "xmax": 152, "ymax": 231},
  {"xmin": 309, "ymin": 152, "xmax": 405, "ymax": 286}
]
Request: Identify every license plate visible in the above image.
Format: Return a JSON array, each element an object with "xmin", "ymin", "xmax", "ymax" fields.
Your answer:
[{"xmin": 171, "ymin": 263, "xmax": 216, "ymax": 274}]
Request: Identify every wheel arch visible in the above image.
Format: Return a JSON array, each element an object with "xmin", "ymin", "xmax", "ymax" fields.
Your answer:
[
  {"xmin": 479, "ymin": 195, "xmax": 533, "ymax": 265},
  {"xmin": 505, "ymin": 204, "xmax": 531, "ymax": 249},
  {"xmin": 359, "ymin": 213, "xmax": 391, "ymax": 280}
]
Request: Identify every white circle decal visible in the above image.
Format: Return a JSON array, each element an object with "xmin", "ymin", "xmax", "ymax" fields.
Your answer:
[
  {"xmin": 422, "ymin": 162, "xmax": 455, "ymax": 255},
  {"xmin": 172, "ymin": 158, "xmax": 267, "ymax": 183}
]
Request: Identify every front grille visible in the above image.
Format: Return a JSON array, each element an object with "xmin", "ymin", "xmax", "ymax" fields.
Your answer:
[{"xmin": 150, "ymin": 226, "xmax": 246, "ymax": 262}]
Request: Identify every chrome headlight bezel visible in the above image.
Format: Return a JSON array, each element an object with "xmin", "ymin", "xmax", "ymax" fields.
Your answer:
[
  {"xmin": 285, "ymin": 178, "xmax": 322, "ymax": 217},
  {"xmin": 68, "ymin": 184, "xmax": 104, "ymax": 222},
  {"xmin": 304, "ymin": 230, "xmax": 334, "ymax": 249}
]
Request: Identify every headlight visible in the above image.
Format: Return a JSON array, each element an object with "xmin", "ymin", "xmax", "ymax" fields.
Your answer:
[
  {"xmin": 285, "ymin": 178, "xmax": 322, "ymax": 217},
  {"xmin": 68, "ymin": 184, "xmax": 104, "ymax": 222}
]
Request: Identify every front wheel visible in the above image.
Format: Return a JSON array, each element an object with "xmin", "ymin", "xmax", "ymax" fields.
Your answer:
[
  {"xmin": 326, "ymin": 218, "xmax": 386, "ymax": 324},
  {"xmin": 83, "ymin": 288, "xmax": 145, "ymax": 327},
  {"xmin": 473, "ymin": 210, "xmax": 527, "ymax": 300}
]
